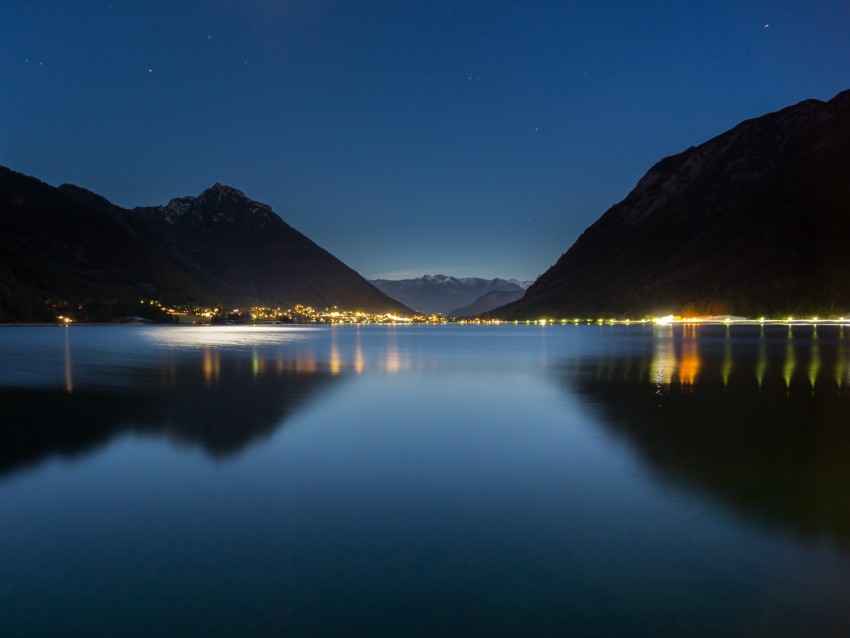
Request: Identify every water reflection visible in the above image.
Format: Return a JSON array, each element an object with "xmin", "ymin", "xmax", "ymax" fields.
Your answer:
[
  {"xmin": 203, "ymin": 348, "xmax": 221, "ymax": 386},
  {"xmin": 809, "ymin": 326, "xmax": 821, "ymax": 389},
  {"xmin": 783, "ymin": 327, "xmax": 795, "ymax": 389},
  {"xmin": 354, "ymin": 327, "xmax": 365, "ymax": 374},
  {"xmin": 755, "ymin": 333, "xmax": 767, "ymax": 387},
  {"xmin": 581, "ymin": 324, "xmax": 850, "ymax": 393},
  {"xmin": 386, "ymin": 327, "xmax": 401, "ymax": 373},
  {"xmin": 721, "ymin": 328, "xmax": 733, "ymax": 386},
  {"xmin": 330, "ymin": 327, "xmax": 341, "ymax": 375},
  {"xmin": 0, "ymin": 347, "xmax": 345, "ymax": 480},
  {"xmin": 0, "ymin": 325, "xmax": 431, "ymax": 481},
  {"xmin": 4, "ymin": 324, "xmax": 850, "ymax": 636},
  {"xmin": 64, "ymin": 326, "xmax": 73, "ymax": 394},
  {"xmin": 562, "ymin": 324, "xmax": 850, "ymax": 548},
  {"xmin": 678, "ymin": 325, "xmax": 699, "ymax": 387},
  {"xmin": 650, "ymin": 325, "xmax": 675, "ymax": 386},
  {"xmin": 139, "ymin": 324, "xmax": 311, "ymax": 348}
]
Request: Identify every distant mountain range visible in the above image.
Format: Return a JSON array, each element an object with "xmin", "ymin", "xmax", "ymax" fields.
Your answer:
[
  {"xmin": 0, "ymin": 168, "xmax": 408, "ymax": 321},
  {"xmin": 370, "ymin": 274, "xmax": 532, "ymax": 315},
  {"xmin": 496, "ymin": 88, "xmax": 850, "ymax": 319}
]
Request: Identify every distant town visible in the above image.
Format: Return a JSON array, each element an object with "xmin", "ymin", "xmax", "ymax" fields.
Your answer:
[
  {"xmin": 122, "ymin": 299, "xmax": 446, "ymax": 325},
  {"xmin": 53, "ymin": 300, "xmax": 850, "ymax": 328}
]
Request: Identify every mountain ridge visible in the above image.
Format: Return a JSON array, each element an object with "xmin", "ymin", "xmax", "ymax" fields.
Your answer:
[
  {"xmin": 495, "ymin": 88, "xmax": 850, "ymax": 319},
  {"xmin": 0, "ymin": 168, "xmax": 409, "ymax": 321},
  {"xmin": 371, "ymin": 274, "xmax": 532, "ymax": 315}
]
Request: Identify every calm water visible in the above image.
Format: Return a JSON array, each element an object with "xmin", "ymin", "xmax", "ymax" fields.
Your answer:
[{"xmin": 2, "ymin": 323, "xmax": 850, "ymax": 636}]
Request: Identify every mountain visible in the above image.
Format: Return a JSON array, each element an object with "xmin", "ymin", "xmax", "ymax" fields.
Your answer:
[
  {"xmin": 0, "ymin": 168, "xmax": 408, "ymax": 321},
  {"xmin": 0, "ymin": 167, "xmax": 219, "ymax": 322},
  {"xmin": 370, "ymin": 274, "xmax": 531, "ymax": 315},
  {"xmin": 449, "ymin": 289, "xmax": 526, "ymax": 318},
  {"xmin": 123, "ymin": 183, "xmax": 408, "ymax": 312},
  {"xmin": 496, "ymin": 89, "xmax": 850, "ymax": 319}
]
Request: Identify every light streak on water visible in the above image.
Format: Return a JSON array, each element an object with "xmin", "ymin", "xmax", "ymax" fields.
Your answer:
[
  {"xmin": 721, "ymin": 326, "xmax": 733, "ymax": 387},
  {"xmin": 64, "ymin": 326, "xmax": 73, "ymax": 394},
  {"xmin": 783, "ymin": 326, "xmax": 796, "ymax": 390},
  {"xmin": 140, "ymin": 325, "xmax": 312, "ymax": 349}
]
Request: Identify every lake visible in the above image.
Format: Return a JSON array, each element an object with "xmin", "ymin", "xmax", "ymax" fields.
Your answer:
[{"xmin": 2, "ymin": 323, "xmax": 850, "ymax": 636}]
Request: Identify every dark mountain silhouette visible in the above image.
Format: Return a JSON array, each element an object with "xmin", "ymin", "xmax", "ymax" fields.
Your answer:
[
  {"xmin": 124, "ymin": 183, "xmax": 408, "ymax": 311},
  {"xmin": 0, "ymin": 168, "xmax": 408, "ymax": 320},
  {"xmin": 449, "ymin": 289, "xmax": 525, "ymax": 318},
  {"xmin": 0, "ymin": 168, "xmax": 218, "ymax": 322},
  {"xmin": 497, "ymin": 89, "xmax": 850, "ymax": 319},
  {"xmin": 371, "ymin": 274, "xmax": 530, "ymax": 315},
  {"xmin": 0, "ymin": 352, "xmax": 344, "ymax": 479},
  {"xmin": 561, "ymin": 325, "xmax": 850, "ymax": 548}
]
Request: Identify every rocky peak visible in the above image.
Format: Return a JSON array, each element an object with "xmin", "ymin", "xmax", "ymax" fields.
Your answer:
[
  {"xmin": 160, "ymin": 183, "xmax": 275, "ymax": 226},
  {"xmin": 201, "ymin": 182, "xmax": 250, "ymax": 201}
]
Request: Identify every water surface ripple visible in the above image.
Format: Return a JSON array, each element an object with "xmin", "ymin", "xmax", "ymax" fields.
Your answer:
[{"xmin": 1, "ymin": 324, "xmax": 849, "ymax": 636}]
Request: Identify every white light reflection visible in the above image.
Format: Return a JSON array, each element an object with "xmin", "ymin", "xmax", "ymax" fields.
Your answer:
[
  {"xmin": 139, "ymin": 325, "xmax": 312, "ymax": 349},
  {"xmin": 650, "ymin": 325, "xmax": 675, "ymax": 387}
]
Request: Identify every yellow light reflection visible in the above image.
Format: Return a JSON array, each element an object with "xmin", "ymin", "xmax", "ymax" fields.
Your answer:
[
  {"xmin": 202, "ymin": 348, "xmax": 221, "ymax": 386},
  {"xmin": 678, "ymin": 325, "xmax": 700, "ymax": 386},
  {"xmin": 329, "ymin": 328, "xmax": 341, "ymax": 375},
  {"xmin": 783, "ymin": 328, "xmax": 795, "ymax": 390},
  {"xmin": 755, "ymin": 337, "xmax": 767, "ymax": 389},
  {"xmin": 721, "ymin": 335, "xmax": 733, "ymax": 388},
  {"xmin": 808, "ymin": 328, "xmax": 820, "ymax": 390},
  {"xmin": 354, "ymin": 327, "xmax": 364, "ymax": 374},
  {"xmin": 64, "ymin": 326, "xmax": 73, "ymax": 394},
  {"xmin": 386, "ymin": 333, "xmax": 401, "ymax": 374},
  {"xmin": 295, "ymin": 348, "xmax": 317, "ymax": 374}
]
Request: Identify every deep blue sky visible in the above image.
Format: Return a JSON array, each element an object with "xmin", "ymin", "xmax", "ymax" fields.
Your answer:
[{"xmin": 2, "ymin": 1, "xmax": 849, "ymax": 280}]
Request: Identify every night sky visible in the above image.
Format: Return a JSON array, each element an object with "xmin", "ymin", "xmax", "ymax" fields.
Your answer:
[{"xmin": 2, "ymin": 1, "xmax": 849, "ymax": 281}]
